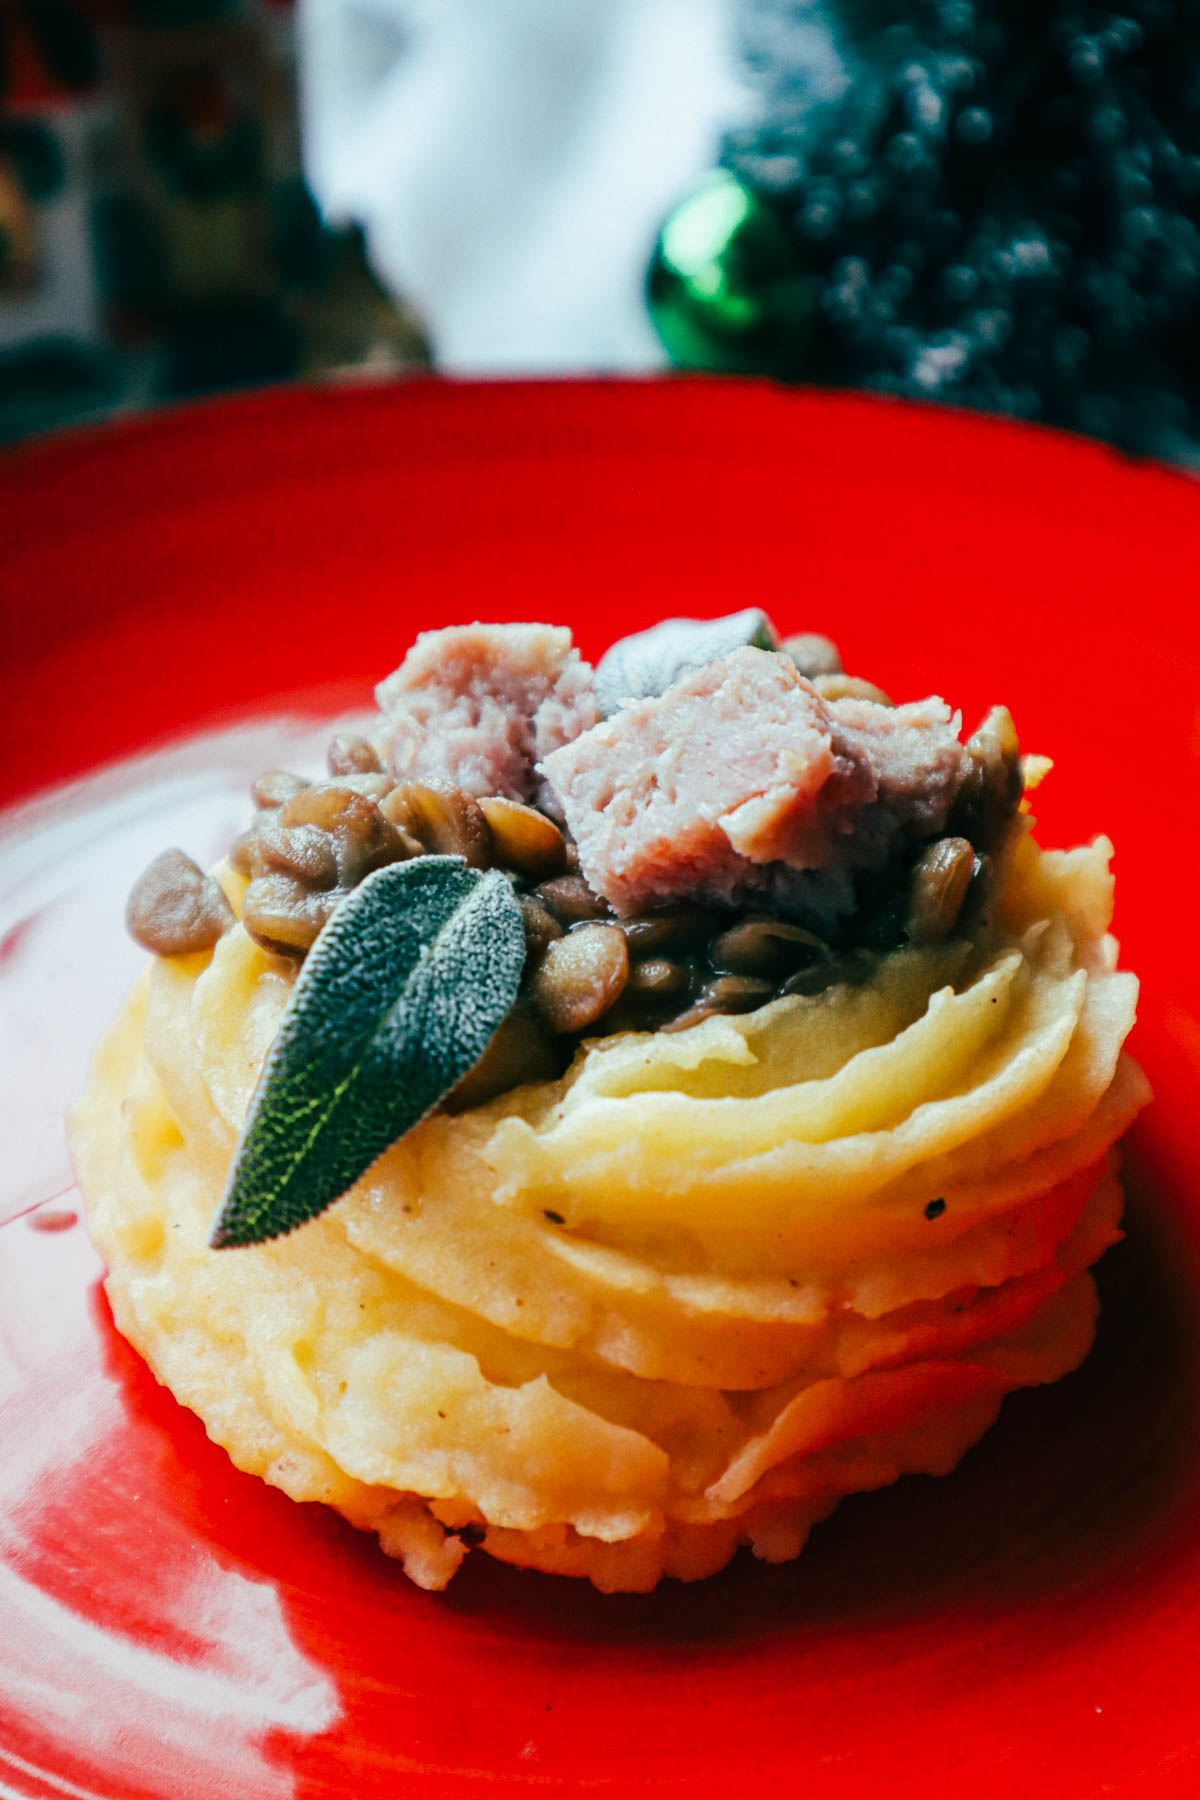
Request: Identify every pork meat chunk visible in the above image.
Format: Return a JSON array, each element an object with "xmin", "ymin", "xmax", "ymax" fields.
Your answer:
[
  {"xmin": 375, "ymin": 624, "xmax": 598, "ymax": 801},
  {"xmin": 540, "ymin": 648, "xmax": 967, "ymax": 922}
]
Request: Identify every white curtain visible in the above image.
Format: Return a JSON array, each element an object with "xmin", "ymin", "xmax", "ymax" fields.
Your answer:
[{"xmin": 298, "ymin": 0, "xmax": 749, "ymax": 371}]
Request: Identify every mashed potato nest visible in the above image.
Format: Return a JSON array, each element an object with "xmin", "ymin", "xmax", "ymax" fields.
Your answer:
[{"xmin": 70, "ymin": 824, "xmax": 1147, "ymax": 1591}]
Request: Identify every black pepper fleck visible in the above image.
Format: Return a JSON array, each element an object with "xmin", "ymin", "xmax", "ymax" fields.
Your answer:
[
  {"xmin": 543, "ymin": 1209, "xmax": 565, "ymax": 1225},
  {"xmin": 925, "ymin": 1197, "xmax": 947, "ymax": 1220}
]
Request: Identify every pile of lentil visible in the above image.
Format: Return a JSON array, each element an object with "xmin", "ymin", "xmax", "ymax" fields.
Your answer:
[{"xmin": 125, "ymin": 632, "xmax": 1024, "ymax": 1112}]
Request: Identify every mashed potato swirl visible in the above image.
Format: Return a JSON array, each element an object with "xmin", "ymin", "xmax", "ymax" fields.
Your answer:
[{"xmin": 71, "ymin": 824, "xmax": 1147, "ymax": 1591}]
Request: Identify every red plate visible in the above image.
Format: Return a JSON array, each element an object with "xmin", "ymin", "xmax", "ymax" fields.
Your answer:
[{"xmin": 3, "ymin": 379, "xmax": 1200, "ymax": 1799}]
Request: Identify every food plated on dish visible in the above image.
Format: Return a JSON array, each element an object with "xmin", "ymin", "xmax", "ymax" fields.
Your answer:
[{"xmin": 71, "ymin": 611, "xmax": 1148, "ymax": 1593}]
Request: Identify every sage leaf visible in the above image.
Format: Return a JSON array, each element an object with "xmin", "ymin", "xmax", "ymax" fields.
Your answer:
[
  {"xmin": 210, "ymin": 856, "xmax": 525, "ymax": 1249},
  {"xmin": 593, "ymin": 608, "xmax": 777, "ymax": 717}
]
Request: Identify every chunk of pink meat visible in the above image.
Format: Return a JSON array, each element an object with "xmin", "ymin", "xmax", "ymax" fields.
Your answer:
[
  {"xmin": 375, "ymin": 624, "xmax": 598, "ymax": 801},
  {"xmin": 540, "ymin": 648, "xmax": 967, "ymax": 919}
]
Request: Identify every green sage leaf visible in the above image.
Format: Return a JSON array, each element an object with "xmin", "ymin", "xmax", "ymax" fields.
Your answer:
[
  {"xmin": 593, "ymin": 608, "xmax": 777, "ymax": 717},
  {"xmin": 210, "ymin": 856, "xmax": 526, "ymax": 1249}
]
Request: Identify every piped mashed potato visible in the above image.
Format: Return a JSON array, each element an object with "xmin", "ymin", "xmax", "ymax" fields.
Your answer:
[{"xmin": 71, "ymin": 819, "xmax": 1147, "ymax": 1591}]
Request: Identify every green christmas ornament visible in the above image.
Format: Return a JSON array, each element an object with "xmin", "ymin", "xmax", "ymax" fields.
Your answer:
[{"xmin": 646, "ymin": 169, "xmax": 816, "ymax": 376}]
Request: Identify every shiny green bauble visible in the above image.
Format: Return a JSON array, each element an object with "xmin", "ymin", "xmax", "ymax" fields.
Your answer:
[{"xmin": 646, "ymin": 169, "xmax": 816, "ymax": 376}]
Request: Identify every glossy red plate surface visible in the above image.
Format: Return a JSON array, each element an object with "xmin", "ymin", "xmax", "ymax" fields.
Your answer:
[{"xmin": 3, "ymin": 379, "xmax": 1200, "ymax": 1799}]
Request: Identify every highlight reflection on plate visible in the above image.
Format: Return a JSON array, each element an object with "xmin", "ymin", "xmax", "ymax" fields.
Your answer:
[{"xmin": 3, "ymin": 380, "xmax": 1200, "ymax": 1799}]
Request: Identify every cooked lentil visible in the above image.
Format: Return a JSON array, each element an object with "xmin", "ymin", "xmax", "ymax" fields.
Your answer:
[
  {"xmin": 250, "ymin": 770, "xmax": 309, "ymax": 810},
  {"xmin": 906, "ymin": 837, "xmax": 975, "ymax": 946},
  {"xmin": 280, "ymin": 786, "xmax": 411, "ymax": 886},
  {"xmin": 445, "ymin": 1008, "xmax": 563, "ymax": 1111},
  {"xmin": 242, "ymin": 874, "xmax": 338, "ymax": 957},
  {"xmin": 663, "ymin": 973, "xmax": 776, "ymax": 1033},
  {"xmin": 781, "ymin": 632, "xmax": 843, "ymax": 678},
  {"xmin": 626, "ymin": 957, "xmax": 690, "ymax": 1002},
  {"xmin": 534, "ymin": 875, "xmax": 614, "ymax": 927},
  {"xmin": 127, "ymin": 849, "xmax": 235, "ymax": 957},
  {"xmin": 380, "ymin": 782, "xmax": 491, "ymax": 867},
  {"xmin": 530, "ymin": 924, "xmax": 630, "ymax": 1034},
  {"xmin": 327, "ymin": 733, "xmax": 382, "ymax": 776},
  {"xmin": 619, "ymin": 904, "xmax": 718, "ymax": 958},
  {"xmin": 256, "ymin": 822, "xmax": 340, "ymax": 889},
  {"xmin": 518, "ymin": 895, "xmax": 564, "ymax": 962},
  {"xmin": 813, "ymin": 674, "xmax": 894, "ymax": 707},
  {"xmin": 479, "ymin": 796, "xmax": 567, "ymax": 881},
  {"xmin": 708, "ymin": 916, "xmax": 826, "ymax": 978},
  {"xmin": 949, "ymin": 707, "xmax": 1023, "ymax": 848}
]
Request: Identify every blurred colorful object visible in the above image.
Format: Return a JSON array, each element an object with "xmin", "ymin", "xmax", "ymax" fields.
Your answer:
[
  {"xmin": 647, "ymin": 168, "xmax": 814, "ymax": 376},
  {"xmin": 0, "ymin": 0, "xmax": 424, "ymax": 441},
  {"xmin": 651, "ymin": 0, "xmax": 1200, "ymax": 462}
]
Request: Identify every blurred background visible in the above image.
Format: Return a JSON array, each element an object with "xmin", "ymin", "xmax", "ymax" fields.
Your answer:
[
  {"xmin": 4, "ymin": 0, "xmax": 1199, "ymax": 461},
  {"xmin": 0, "ymin": 0, "xmax": 428, "ymax": 441}
]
